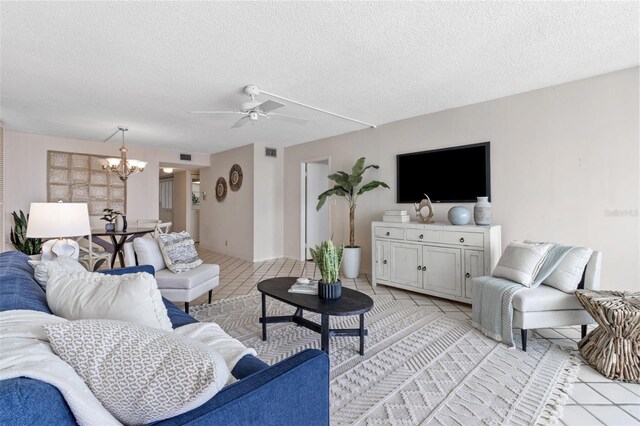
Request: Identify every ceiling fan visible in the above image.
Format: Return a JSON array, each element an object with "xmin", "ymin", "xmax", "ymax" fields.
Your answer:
[{"xmin": 190, "ymin": 85, "xmax": 308, "ymax": 128}]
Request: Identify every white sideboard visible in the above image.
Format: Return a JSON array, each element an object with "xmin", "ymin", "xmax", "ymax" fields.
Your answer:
[{"xmin": 371, "ymin": 221, "xmax": 502, "ymax": 304}]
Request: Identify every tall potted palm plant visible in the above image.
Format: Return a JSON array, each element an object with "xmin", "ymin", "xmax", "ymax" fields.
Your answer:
[{"xmin": 316, "ymin": 157, "xmax": 389, "ymax": 278}]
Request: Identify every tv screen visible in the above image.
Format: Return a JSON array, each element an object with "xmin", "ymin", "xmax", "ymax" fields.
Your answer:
[{"xmin": 396, "ymin": 142, "xmax": 490, "ymax": 203}]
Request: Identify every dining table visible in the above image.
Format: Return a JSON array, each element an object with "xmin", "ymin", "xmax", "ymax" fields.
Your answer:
[{"xmin": 90, "ymin": 227, "xmax": 156, "ymax": 269}]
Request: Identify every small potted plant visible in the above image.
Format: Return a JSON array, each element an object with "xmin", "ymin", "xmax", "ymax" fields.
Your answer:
[
  {"xmin": 100, "ymin": 208, "xmax": 121, "ymax": 232},
  {"xmin": 310, "ymin": 240, "xmax": 344, "ymax": 300},
  {"xmin": 316, "ymin": 157, "xmax": 389, "ymax": 278},
  {"xmin": 10, "ymin": 210, "xmax": 43, "ymax": 258}
]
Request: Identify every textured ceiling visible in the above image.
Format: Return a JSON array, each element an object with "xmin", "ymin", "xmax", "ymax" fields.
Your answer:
[{"xmin": 1, "ymin": 1, "xmax": 638, "ymax": 154}]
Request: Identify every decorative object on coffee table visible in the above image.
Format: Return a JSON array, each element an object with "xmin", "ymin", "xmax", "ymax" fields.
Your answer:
[
  {"xmin": 316, "ymin": 157, "xmax": 389, "ymax": 278},
  {"xmin": 414, "ymin": 194, "xmax": 435, "ymax": 224},
  {"xmin": 257, "ymin": 277, "xmax": 373, "ymax": 355},
  {"xmin": 215, "ymin": 177, "xmax": 227, "ymax": 202},
  {"xmin": 310, "ymin": 240, "xmax": 344, "ymax": 300},
  {"xmin": 474, "ymin": 196, "xmax": 492, "ymax": 225},
  {"xmin": 447, "ymin": 206, "xmax": 470, "ymax": 225},
  {"xmin": 229, "ymin": 164, "xmax": 243, "ymax": 191},
  {"xmin": 576, "ymin": 289, "xmax": 640, "ymax": 382}
]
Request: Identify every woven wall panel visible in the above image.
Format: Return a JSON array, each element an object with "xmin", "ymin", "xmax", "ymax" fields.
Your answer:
[{"xmin": 48, "ymin": 151, "xmax": 127, "ymax": 216}]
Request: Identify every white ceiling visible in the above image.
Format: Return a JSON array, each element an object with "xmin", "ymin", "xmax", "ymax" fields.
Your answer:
[{"xmin": 1, "ymin": 1, "xmax": 638, "ymax": 154}]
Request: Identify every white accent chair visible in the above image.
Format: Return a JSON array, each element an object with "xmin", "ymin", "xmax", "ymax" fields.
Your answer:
[
  {"xmin": 514, "ymin": 251, "xmax": 602, "ymax": 351},
  {"xmin": 122, "ymin": 241, "xmax": 219, "ymax": 314}
]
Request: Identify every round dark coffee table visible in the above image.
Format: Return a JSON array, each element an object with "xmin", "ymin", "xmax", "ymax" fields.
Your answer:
[{"xmin": 257, "ymin": 277, "xmax": 374, "ymax": 355}]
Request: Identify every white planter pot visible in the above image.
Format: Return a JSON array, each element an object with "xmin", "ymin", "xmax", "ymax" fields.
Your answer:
[{"xmin": 342, "ymin": 247, "xmax": 361, "ymax": 279}]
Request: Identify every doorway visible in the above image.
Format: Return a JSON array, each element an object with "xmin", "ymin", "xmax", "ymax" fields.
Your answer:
[
  {"xmin": 159, "ymin": 171, "xmax": 173, "ymax": 224},
  {"xmin": 301, "ymin": 158, "xmax": 331, "ymax": 260}
]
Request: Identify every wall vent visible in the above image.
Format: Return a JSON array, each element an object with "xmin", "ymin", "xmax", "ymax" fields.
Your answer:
[
  {"xmin": 180, "ymin": 153, "xmax": 192, "ymax": 161},
  {"xmin": 265, "ymin": 147, "xmax": 277, "ymax": 158}
]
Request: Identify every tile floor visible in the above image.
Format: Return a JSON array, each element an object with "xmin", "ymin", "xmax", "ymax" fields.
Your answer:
[{"xmin": 189, "ymin": 248, "xmax": 640, "ymax": 426}]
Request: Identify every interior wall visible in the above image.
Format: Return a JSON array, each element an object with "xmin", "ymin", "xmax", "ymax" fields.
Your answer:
[
  {"xmin": 171, "ymin": 170, "xmax": 190, "ymax": 233},
  {"xmin": 199, "ymin": 144, "xmax": 254, "ymax": 260},
  {"xmin": 283, "ymin": 67, "xmax": 640, "ymax": 291},
  {"xmin": 2, "ymin": 130, "xmax": 209, "ymax": 245},
  {"xmin": 253, "ymin": 143, "xmax": 284, "ymax": 261}
]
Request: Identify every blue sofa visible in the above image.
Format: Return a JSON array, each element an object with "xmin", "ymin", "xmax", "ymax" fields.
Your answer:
[{"xmin": 0, "ymin": 251, "xmax": 330, "ymax": 425}]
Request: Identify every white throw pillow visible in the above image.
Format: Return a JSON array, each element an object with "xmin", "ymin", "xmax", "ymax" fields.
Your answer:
[
  {"xmin": 544, "ymin": 247, "xmax": 593, "ymax": 293},
  {"xmin": 43, "ymin": 320, "xmax": 229, "ymax": 425},
  {"xmin": 133, "ymin": 237, "xmax": 166, "ymax": 271},
  {"xmin": 46, "ymin": 271, "xmax": 172, "ymax": 331},
  {"xmin": 492, "ymin": 241, "xmax": 553, "ymax": 287},
  {"xmin": 158, "ymin": 232, "xmax": 203, "ymax": 273},
  {"xmin": 28, "ymin": 258, "xmax": 87, "ymax": 290}
]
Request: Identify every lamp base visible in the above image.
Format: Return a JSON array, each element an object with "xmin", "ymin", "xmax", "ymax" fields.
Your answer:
[{"xmin": 41, "ymin": 239, "xmax": 80, "ymax": 261}]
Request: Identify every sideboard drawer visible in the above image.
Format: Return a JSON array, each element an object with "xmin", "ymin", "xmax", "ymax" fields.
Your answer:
[
  {"xmin": 375, "ymin": 226, "xmax": 404, "ymax": 240},
  {"xmin": 406, "ymin": 228, "xmax": 440, "ymax": 243},
  {"xmin": 442, "ymin": 231, "xmax": 483, "ymax": 247}
]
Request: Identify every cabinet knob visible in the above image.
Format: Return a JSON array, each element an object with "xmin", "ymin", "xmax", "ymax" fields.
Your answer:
[
  {"xmin": 419, "ymin": 234, "xmax": 424, "ymax": 239},
  {"xmin": 465, "ymin": 272, "xmax": 471, "ymax": 278},
  {"xmin": 383, "ymin": 260, "xmax": 387, "ymax": 265},
  {"xmin": 417, "ymin": 265, "xmax": 422, "ymax": 270},
  {"xmin": 459, "ymin": 237, "xmax": 465, "ymax": 243},
  {"xmin": 422, "ymin": 266, "xmax": 426, "ymax": 271},
  {"xmin": 386, "ymin": 232, "xmax": 390, "ymax": 236}
]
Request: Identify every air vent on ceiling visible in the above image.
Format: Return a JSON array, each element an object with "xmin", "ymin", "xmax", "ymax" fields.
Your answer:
[
  {"xmin": 180, "ymin": 153, "xmax": 192, "ymax": 161},
  {"xmin": 265, "ymin": 147, "xmax": 277, "ymax": 158}
]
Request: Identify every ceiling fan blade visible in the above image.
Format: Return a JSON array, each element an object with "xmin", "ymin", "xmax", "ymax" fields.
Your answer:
[
  {"xmin": 189, "ymin": 110, "xmax": 243, "ymax": 114},
  {"xmin": 257, "ymin": 100, "xmax": 285, "ymax": 113},
  {"xmin": 231, "ymin": 116, "xmax": 250, "ymax": 128},
  {"xmin": 270, "ymin": 112, "xmax": 308, "ymax": 125}
]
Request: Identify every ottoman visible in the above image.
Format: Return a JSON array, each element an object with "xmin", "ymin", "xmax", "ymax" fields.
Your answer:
[{"xmin": 576, "ymin": 290, "xmax": 640, "ymax": 382}]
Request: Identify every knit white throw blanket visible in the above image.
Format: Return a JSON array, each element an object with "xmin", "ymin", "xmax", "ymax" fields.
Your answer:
[
  {"xmin": 0, "ymin": 310, "xmax": 121, "ymax": 425},
  {"xmin": 0, "ymin": 310, "xmax": 257, "ymax": 424}
]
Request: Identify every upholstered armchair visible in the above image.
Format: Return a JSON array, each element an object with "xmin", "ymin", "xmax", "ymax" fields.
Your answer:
[{"xmin": 514, "ymin": 250, "xmax": 602, "ymax": 351}]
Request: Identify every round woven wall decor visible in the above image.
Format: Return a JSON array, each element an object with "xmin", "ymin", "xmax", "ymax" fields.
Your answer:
[
  {"xmin": 215, "ymin": 177, "xmax": 227, "ymax": 202},
  {"xmin": 229, "ymin": 164, "xmax": 243, "ymax": 192}
]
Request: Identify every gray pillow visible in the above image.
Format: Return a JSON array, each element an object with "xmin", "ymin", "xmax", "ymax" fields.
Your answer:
[
  {"xmin": 492, "ymin": 241, "xmax": 553, "ymax": 287},
  {"xmin": 158, "ymin": 232, "xmax": 203, "ymax": 273},
  {"xmin": 544, "ymin": 247, "xmax": 593, "ymax": 293},
  {"xmin": 43, "ymin": 319, "xmax": 229, "ymax": 425}
]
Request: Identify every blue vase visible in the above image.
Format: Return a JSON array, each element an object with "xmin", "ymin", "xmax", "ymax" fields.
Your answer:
[
  {"xmin": 318, "ymin": 280, "xmax": 342, "ymax": 300},
  {"xmin": 447, "ymin": 206, "xmax": 471, "ymax": 225}
]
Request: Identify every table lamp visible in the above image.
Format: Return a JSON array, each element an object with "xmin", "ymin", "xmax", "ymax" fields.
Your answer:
[{"xmin": 25, "ymin": 202, "xmax": 91, "ymax": 261}]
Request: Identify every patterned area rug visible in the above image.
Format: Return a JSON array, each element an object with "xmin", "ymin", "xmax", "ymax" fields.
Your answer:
[{"xmin": 191, "ymin": 294, "xmax": 580, "ymax": 425}]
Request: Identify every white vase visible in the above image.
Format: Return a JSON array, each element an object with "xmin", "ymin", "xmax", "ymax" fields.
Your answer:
[
  {"xmin": 474, "ymin": 196, "xmax": 492, "ymax": 226},
  {"xmin": 115, "ymin": 215, "xmax": 124, "ymax": 232},
  {"xmin": 342, "ymin": 247, "xmax": 361, "ymax": 279}
]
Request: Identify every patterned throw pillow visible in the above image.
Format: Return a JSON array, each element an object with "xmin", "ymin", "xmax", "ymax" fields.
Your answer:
[
  {"xmin": 43, "ymin": 320, "xmax": 230, "ymax": 425},
  {"xmin": 158, "ymin": 232, "xmax": 203, "ymax": 273}
]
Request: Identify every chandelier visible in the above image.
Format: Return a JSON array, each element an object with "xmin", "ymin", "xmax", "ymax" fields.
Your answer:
[{"xmin": 103, "ymin": 127, "xmax": 147, "ymax": 182}]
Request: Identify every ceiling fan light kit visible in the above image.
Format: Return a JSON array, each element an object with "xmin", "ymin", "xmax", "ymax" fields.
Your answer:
[{"xmin": 190, "ymin": 85, "xmax": 376, "ymax": 129}]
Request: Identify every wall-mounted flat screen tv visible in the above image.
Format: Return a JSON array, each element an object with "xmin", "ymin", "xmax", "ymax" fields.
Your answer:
[{"xmin": 396, "ymin": 142, "xmax": 490, "ymax": 203}]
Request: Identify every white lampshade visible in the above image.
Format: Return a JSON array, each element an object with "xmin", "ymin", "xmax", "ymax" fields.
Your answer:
[
  {"xmin": 26, "ymin": 202, "xmax": 91, "ymax": 238},
  {"xmin": 106, "ymin": 158, "xmax": 121, "ymax": 167},
  {"xmin": 129, "ymin": 159, "xmax": 147, "ymax": 169}
]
